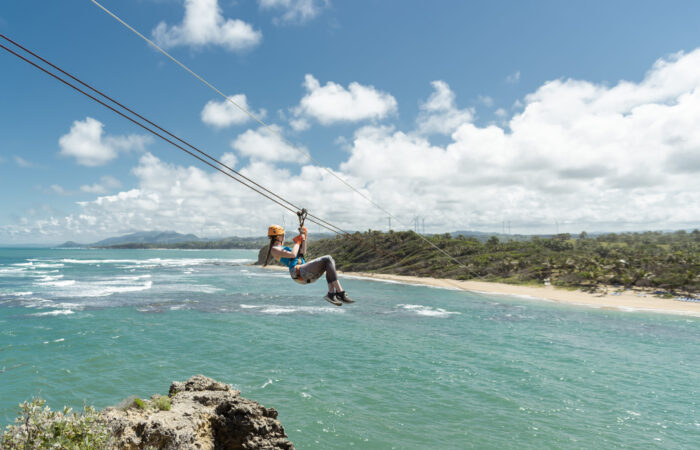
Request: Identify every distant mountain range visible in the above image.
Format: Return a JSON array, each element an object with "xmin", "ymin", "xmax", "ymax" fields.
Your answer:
[
  {"xmin": 59, "ymin": 230, "xmax": 340, "ymax": 249},
  {"xmin": 58, "ymin": 230, "xmax": 531, "ymax": 248},
  {"xmin": 59, "ymin": 231, "xmax": 203, "ymax": 248},
  {"xmin": 95, "ymin": 231, "xmax": 201, "ymax": 246}
]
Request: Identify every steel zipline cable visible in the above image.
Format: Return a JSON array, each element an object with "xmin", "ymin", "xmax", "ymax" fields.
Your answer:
[
  {"xmin": 1, "ymin": 32, "xmax": 486, "ymax": 279},
  {"xmin": 0, "ymin": 34, "xmax": 349, "ymax": 237},
  {"xmin": 87, "ymin": 0, "xmax": 484, "ymax": 276}
]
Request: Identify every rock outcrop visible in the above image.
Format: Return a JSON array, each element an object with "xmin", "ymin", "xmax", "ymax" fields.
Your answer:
[
  {"xmin": 255, "ymin": 245, "xmax": 282, "ymax": 266},
  {"xmin": 101, "ymin": 375, "xmax": 294, "ymax": 450}
]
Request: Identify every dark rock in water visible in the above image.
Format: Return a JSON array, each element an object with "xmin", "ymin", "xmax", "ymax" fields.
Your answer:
[
  {"xmin": 255, "ymin": 245, "xmax": 282, "ymax": 266},
  {"xmin": 102, "ymin": 375, "xmax": 294, "ymax": 449}
]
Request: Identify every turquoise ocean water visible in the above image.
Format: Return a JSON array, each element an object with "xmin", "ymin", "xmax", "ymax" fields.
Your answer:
[{"xmin": 0, "ymin": 248, "xmax": 698, "ymax": 448}]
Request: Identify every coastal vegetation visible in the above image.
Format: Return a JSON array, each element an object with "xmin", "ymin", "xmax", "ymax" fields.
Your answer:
[
  {"xmin": 0, "ymin": 398, "xmax": 113, "ymax": 449},
  {"xmin": 1, "ymin": 376, "xmax": 292, "ymax": 449},
  {"xmin": 130, "ymin": 395, "xmax": 171, "ymax": 412},
  {"xmin": 306, "ymin": 229, "xmax": 700, "ymax": 295}
]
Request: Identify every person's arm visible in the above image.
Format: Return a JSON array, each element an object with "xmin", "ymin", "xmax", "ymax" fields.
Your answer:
[
  {"xmin": 270, "ymin": 244, "xmax": 299, "ymax": 259},
  {"xmin": 299, "ymin": 230, "xmax": 307, "ymax": 256}
]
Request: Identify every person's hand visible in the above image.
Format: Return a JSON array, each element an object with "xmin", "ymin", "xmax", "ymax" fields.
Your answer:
[
  {"xmin": 293, "ymin": 234, "xmax": 305, "ymax": 244},
  {"xmin": 301, "ymin": 226, "xmax": 308, "ymax": 239}
]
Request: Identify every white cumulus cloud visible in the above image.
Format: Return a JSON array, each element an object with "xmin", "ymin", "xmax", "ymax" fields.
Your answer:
[
  {"xmin": 81, "ymin": 176, "xmax": 122, "ymax": 194},
  {"xmin": 231, "ymin": 126, "xmax": 307, "ymax": 163},
  {"xmin": 201, "ymin": 94, "xmax": 266, "ymax": 128},
  {"xmin": 416, "ymin": 81, "xmax": 474, "ymax": 135},
  {"xmin": 6, "ymin": 48, "xmax": 700, "ymax": 243},
  {"xmin": 292, "ymin": 74, "xmax": 397, "ymax": 127},
  {"xmin": 258, "ymin": 0, "xmax": 329, "ymax": 24},
  {"xmin": 153, "ymin": 0, "xmax": 262, "ymax": 51},
  {"xmin": 58, "ymin": 117, "xmax": 151, "ymax": 167}
]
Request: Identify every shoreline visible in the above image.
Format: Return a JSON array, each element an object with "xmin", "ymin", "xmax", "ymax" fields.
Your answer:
[
  {"xmin": 340, "ymin": 271, "xmax": 700, "ymax": 317},
  {"xmin": 259, "ymin": 264, "xmax": 700, "ymax": 317}
]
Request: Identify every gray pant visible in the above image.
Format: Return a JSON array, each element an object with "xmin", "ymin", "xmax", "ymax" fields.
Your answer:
[{"xmin": 289, "ymin": 255, "xmax": 338, "ymax": 284}]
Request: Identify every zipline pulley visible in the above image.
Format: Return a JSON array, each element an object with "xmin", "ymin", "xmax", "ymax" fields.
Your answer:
[{"xmin": 297, "ymin": 208, "xmax": 308, "ymax": 233}]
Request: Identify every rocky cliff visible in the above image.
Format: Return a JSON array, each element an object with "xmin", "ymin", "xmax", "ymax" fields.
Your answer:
[
  {"xmin": 255, "ymin": 245, "xmax": 282, "ymax": 266},
  {"xmin": 101, "ymin": 375, "xmax": 294, "ymax": 450}
]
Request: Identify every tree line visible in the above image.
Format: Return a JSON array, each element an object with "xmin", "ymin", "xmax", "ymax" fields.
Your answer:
[{"xmin": 306, "ymin": 229, "xmax": 700, "ymax": 295}]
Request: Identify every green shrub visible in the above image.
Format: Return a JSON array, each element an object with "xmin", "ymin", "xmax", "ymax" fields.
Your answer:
[
  {"xmin": 0, "ymin": 398, "xmax": 113, "ymax": 449},
  {"xmin": 132, "ymin": 397, "xmax": 147, "ymax": 410},
  {"xmin": 152, "ymin": 395, "xmax": 171, "ymax": 411}
]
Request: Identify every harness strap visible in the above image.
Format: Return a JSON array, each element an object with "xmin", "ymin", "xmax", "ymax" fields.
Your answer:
[{"xmin": 294, "ymin": 263, "xmax": 311, "ymax": 284}]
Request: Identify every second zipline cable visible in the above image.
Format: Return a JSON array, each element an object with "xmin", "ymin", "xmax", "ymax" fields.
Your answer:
[{"xmin": 0, "ymin": 34, "xmax": 348, "ymax": 236}]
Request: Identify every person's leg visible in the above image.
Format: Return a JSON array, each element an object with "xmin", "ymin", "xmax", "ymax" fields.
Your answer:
[
  {"xmin": 298, "ymin": 256, "xmax": 343, "ymax": 305},
  {"xmin": 298, "ymin": 256, "xmax": 333, "ymax": 284},
  {"xmin": 329, "ymin": 280, "xmax": 342, "ymax": 292},
  {"xmin": 321, "ymin": 256, "xmax": 353, "ymax": 303}
]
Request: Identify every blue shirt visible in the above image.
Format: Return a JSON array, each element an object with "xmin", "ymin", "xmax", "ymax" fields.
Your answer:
[{"xmin": 279, "ymin": 246, "xmax": 305, "ymax": 268}]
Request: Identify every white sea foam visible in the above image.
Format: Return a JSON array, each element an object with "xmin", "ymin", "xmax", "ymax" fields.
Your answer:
[
  {"xmin": 0, "ymin": 267, "xmax": 27, "ymax": 274},
  {"xmin": 397, "ymin": 304, "xmax": 460, "ymax": 318},
  {"xmin": 153, "ymin": 283, "xmax": 222, "ymax": 294},
  {"xmin": 7, "ymin": 291, "xmax": 33, "ymax": 296},
  {"xmin": 37, "ymin": 279, "xmax": 76, "ymax": 287},
  {"xmin": 239, "ymin": 303, "xmax": 344, "ymax": 314},
  {"xmin": 13, "ymin": 262, "xmax": 65, "ymax": 269},
  {"xmin": 38, "ymin": 275, "xmax": 64, "ymax": 282},
  {"xmin": 111, "ymin": 275, "xmax": 152, "ymax": 281},
  {"xmin": 31, "ymin": 309, "xmax": 75, "ymax": 317},
  {"xmin": 19, "ymin": 298, "xmax": 54, "ymax": 309},
  {"xmin": 60, "ymin": 258, "xmax": 252, "ymax": 267},
  {"xmin": 78, "ymin": 281, "xmax": 154, "ymax": 297},
  {"xmin": 258, "ymin": 305, "xmax": 345, "ymax": 315},
  {"xmin": 36, "ymin": 278, "xmax": 154, "ymax": 298}
]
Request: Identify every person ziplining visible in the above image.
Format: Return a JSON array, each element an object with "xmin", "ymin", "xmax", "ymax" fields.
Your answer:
[
  {"xmin": 0, "ymin": 26, "xmax": 483, "ymax": 290},
  {"xmin": 263, "ymin": 210, "xmax": 354, "ymax": 307}
]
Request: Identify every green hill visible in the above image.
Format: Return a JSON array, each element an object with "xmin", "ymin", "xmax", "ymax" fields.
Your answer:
[{"xmin": 306, "ymin": 229, "xmax": 700, "ymax": 295}]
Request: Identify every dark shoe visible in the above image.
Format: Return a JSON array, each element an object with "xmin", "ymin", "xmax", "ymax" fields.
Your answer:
[
  {"xmin": 336, "ymin": 291, "xmax": 354, "ymax": 304},
  {"xmin": 324, "ymin": 292, "xmax": 342, "ymax": 306}
]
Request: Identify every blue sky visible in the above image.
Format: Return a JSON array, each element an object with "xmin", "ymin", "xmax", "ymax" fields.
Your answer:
[{"xmin": 1, "ymin": 0, "xmax": 700, "ymax": 243}]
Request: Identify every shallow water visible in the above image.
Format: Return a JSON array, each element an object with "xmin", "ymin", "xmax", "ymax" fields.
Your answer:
[{"xmin": 1, "ymin": 248, "xmax": 698, "ymax": 448}]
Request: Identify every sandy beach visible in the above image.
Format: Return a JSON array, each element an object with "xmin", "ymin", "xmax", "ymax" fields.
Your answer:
[
  {"xmin": 261, "ymin": 264, "xmax": 700, "ymax": 316},
  {"xmin": 339, "ymin": 271, "xmax": 700, "ymax": 317}
]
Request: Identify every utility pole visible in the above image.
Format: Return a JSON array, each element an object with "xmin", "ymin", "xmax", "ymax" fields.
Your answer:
[{"xmin": 388, "ymin": 216, "xmax": 391, "ymax": 231}]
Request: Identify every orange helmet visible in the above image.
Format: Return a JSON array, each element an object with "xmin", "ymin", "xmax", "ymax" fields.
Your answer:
[{"xmin": 268, "ymin": 225, "xmax": 285, "ymax": 237}]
